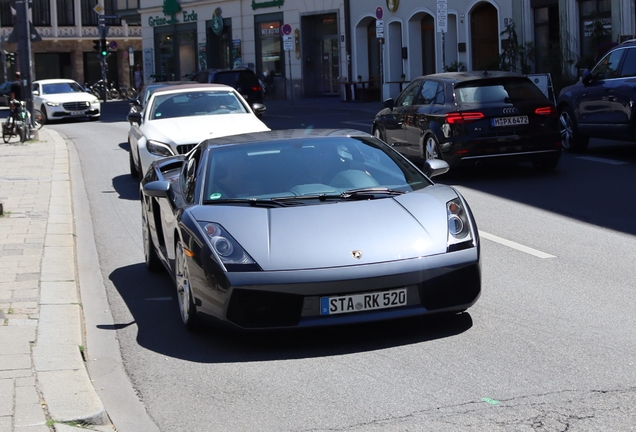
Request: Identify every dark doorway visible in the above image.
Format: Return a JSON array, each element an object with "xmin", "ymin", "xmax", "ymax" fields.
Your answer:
[
  {"xmin": 470, "ymin": 3, "xmax": 499, "ymax": 70},
  {"xmin": 302, "ymin": 13, "xmax": 340, "ymax": 97}
]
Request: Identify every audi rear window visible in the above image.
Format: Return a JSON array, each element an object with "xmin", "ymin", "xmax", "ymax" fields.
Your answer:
[{"xmin": 455, "ymin": 78, "xmax": 547, "ymax": 104}]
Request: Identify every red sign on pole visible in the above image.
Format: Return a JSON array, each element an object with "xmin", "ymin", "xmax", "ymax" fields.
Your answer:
[
  {"xmin": 376, "ymin": 7, "xmax": 383, "ymax": 20},
  {"xmin": 282, "ymin": 23, "xmax": 292, "ymax": 35}
]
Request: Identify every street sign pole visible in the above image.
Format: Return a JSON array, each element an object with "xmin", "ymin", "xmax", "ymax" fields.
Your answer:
[
  {"xmin": 15, "ymin": 0, "xmax": 34, "ymax": 130},
  {"xmin": 98, "ymin": 19, "xmax": 108, "ymax": 101}
]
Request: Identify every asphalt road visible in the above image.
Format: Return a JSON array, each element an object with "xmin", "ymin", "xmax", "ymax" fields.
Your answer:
[{"xmin": 37, "ymin": 99, "xmax": 636, "ymax": 431}]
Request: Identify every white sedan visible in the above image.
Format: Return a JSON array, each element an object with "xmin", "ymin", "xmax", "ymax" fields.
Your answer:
[
  {"xmin": 127, "ymin": 83, "xmax": 270, "ymax": 179},
  {"xmin": 32, "ymin": 79, "xmax": 100, "ymax": 123}
]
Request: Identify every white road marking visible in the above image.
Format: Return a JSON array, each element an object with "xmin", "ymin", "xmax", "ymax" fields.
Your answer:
[
  {"xmin": 480, "ymin": 231, "xmax": 556, "ymax": 259},
  {"xmin": 576, "ymin": 156, "xmax": 628, "ymax": 165}
]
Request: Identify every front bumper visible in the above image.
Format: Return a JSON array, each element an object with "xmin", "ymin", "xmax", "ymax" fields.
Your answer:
[{"xmin": 193, "ymin": 247, "xmax": 481, "ymax": 329}]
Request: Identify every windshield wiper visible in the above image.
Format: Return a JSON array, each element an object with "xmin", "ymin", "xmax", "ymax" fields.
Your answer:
[
  {"xmin": 340, "ymin": 187, "xmax": 406, "ymax": 199},
  {"xmin": 202, "ymin": 198, "xmax": 305, "ymax": 207}
]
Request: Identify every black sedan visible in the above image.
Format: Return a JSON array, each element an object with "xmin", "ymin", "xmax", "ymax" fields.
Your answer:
[
  {"xmin": 372, "ymin": 71, "xmax": 562, "ymax": 171},
  {"xmin": 141, "ymin": 129, "xmax": 481, "ymax": 331}
]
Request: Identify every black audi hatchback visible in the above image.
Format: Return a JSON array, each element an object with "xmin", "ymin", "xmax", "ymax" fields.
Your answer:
[{"xmin": 372, "ymin": 71, "xmax": 562, "ymax": 171}]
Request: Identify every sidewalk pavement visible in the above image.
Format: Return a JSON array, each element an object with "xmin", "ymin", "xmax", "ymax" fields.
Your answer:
[
  {"xmin": 0, "ymin": 96, "xmax": 382, "ymax": 432},
  {"xmin": 0, "ymin": 129, "xmax": 114, "ymax": 432}
]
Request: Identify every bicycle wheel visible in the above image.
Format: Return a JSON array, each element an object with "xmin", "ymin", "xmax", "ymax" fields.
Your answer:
[
  {"xmin": 2, "ymin": 121, "xmax": 11, "ymax": 143},
  {"xmin": 32, "ymin": 110, "xmax": 44, "ymax": 130},
  {"xmin": 109, "ymin": 88, "xmax": 120, "ymax": 100}
]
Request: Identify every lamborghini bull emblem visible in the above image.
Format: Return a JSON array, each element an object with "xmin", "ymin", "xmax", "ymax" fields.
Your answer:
[{"xmin": 351, "ymin": 250, "xmax": 363, "ymax": 260}]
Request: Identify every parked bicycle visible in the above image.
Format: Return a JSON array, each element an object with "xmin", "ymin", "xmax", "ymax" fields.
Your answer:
[
  {"xmin": 88, "ymin": 80, "xmax": 120, "ymax": 100},
  {"xmin": 3, "ymin": 100, "xmax": 44, "ymax": 143}
]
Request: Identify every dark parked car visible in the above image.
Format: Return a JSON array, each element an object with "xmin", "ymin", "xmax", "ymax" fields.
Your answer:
[
  {"xmin": 557, "ymin": 40, "xmax": 636, "ymax": 152},
  {"xmin": 141, "ymin": 129, "xmax": 481, "ymax": 330},
  {"xmin": 189, "ymin": 68, "xmax": 265, "ymax": 113},
  {"xmin": 372, "ymin": 71, "xmax": 562, "ymax": 171}
]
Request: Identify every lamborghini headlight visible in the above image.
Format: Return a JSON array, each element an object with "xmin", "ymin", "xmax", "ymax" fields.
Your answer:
[
  {"xmin": 198, "ymin": 222, "xmax": 255, "ymax": 265},
  {"xmin": 447, "ymin": 198, "xmax": 473, "ymax": 251},
  {"xmin": 147, "ymin": 139, "xmax": 175, "ymax": 157}
]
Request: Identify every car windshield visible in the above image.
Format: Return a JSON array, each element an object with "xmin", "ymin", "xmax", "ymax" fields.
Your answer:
[
  {"xmin": 41, "ymin": 82, "xmax": 86, "ymax": 95},
  {"xmin": 202, "ymin": 136, "xmax": 433, "ymax": 202},
  {"xmin": 455, "ymin": 78, "xmax": 547, "ymax": 104},
  {"xmin": 149, "ymin": 90, "xmax": 248, "ymax": 120}
]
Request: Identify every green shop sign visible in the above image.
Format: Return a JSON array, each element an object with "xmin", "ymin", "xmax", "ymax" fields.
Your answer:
[
  {"xmin": 211, "ymin": 8, "xmax": 223, "ymax": 35},
  {"xmin": 149, "ymin": 9, "xmax": 198, "ymax": 26},
  {"xmin": 251, "ymin": 0, "xmax": 284, "ymax": 10}
]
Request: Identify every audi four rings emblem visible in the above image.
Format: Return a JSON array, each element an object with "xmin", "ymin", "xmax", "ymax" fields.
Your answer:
[
  {"xmin": 503, "ymin": 107, "xmax": 518, "ymax": 114},
  {"xmin": 351, "ymin": 250, "xmax": 363, "ymax": 259}
]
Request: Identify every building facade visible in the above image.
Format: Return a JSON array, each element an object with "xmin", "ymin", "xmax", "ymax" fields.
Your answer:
[{"xmin": 0, "ymin": 0, "xmax": 142, "ymax": 87}]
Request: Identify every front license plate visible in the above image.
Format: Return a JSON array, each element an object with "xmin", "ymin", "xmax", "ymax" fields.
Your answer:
[
  {"xmin": 69, "ymin": 110, "xmax": 86, "ymax": 116},
  {"xmin": 492, "ymin": 115, "xmax": 529, "ymax": 127},
  {"xmin": 320, "ymin": 288, "xmax": 407, "ymax": 316}
]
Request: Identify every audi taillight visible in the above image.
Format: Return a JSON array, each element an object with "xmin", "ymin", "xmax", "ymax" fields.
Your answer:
[
  {"xmin": 446, "ymin": 112, "xmax": 485, "ymax": 124},
  {"xmin": 535, "ymin": 106, "xmax": 556, "ymax": 116}
]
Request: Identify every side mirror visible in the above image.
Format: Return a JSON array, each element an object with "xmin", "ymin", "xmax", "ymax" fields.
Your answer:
[
  {"xmin": 127, "ymin": 111, "xmax": 142, "ymax": 125},
  {"xmin": 423, "ymin": 159, "xmax": 450, "ymax": 178},
  {"xmin": 581, "ymin": 70, "xmax": 592, "ymax": 85},
  {"xmin": 252, "ymin": 103, "xmax": 266, "ymax": 118},
  {"xmin": 383, "ymin": 98, "xmax": 395, "ymax": 110},
  {"xmin": 32, "ymin": 90, "xmax": 40, "ymax": 96},
  {"xmin": 143, "ymin": 180, "xmax": 170, "ymax": 198}
]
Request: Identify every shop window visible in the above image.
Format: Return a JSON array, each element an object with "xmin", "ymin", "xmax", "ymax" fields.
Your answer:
[{"xmin": 259, "ymin": 21, "xmax": 282, "ymax": 77}]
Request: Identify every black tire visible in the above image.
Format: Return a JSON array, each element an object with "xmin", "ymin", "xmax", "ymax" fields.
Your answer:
[
  {"xmin": 40, "ymin": 106, "xmax": 48, "ymax": 125},
  {"xmin": 373, "ymin": 126, "xmax": 386, "ymax": 142},
  {"xmin": 142, "ymin": 209, "xmax": 162, "ymax": 272},
  {"xmin": 175, "ymin": 239, "xmax": 198, "ymax": 330},
  {"xmin": 108, "ymin": 88, "xmax": 120, "ymax": 100},
  {"xmin": 423, "ymin": 134, "xmax": 442, "ymax": 160},
  {"xmin": 558, "ymin": 107, "xmax": 589, "ymax": 152},
  {"xmin": 129, "ymin": 149, "xmax": 139, "ymax": 178},
  {"xmin": 32, "ymin": 109, "xmax": 44, "ymax": 130},
  {"xmin": 532, "ymin": 157, "xmax": 560, "ymax": 172}
]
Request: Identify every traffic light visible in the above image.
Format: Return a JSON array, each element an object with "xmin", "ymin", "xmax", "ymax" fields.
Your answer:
[
  {"xmin": 93, "ymin": 40, "xmax": 100, "ymax": 52},
  {"xmin": 6, "ymin": 52, "xmax": 16, "ymax": 65},
  {"xmin": 100, "ymin": 38, "xmax": 108, "ymax": 58}
]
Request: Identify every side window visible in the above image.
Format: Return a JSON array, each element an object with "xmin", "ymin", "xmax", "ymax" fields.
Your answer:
[
  {"xmin": 183, "ymin": 148, "xmax": 201, "ymax": 203},
  {"xmin": 618, "ymin": 48, "xmax": 636, "ymax": 78},
  {"xmin": 434, "ymin": 82, "xmax": 445, "ymax": 104},
  {"xmin": 592, "ymin": 50, "xmax": 624, "ymax": 79},
  {"xmin": 396, "ymin": 81, "xmax": 422, "ymax": 107},
  {"xmin": 417, "ymin": 81, "xmax": 439, "ymax": 105}
]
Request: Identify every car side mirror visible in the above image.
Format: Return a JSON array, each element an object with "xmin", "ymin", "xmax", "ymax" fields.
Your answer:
[
  {"xmin": 143, "ymin": 181, "xmax": 170, "ymax": 198},
  {"xmin": 383, "ymin": 98, "xmax": 395, "ymax": 110},
  {"xmin": 581, "ymin": 70, "xmax": 592, "ymax": 85},
  {"xmin": 252, "ymin": 103, "xmax": 266, "ymax": 118},
  {"xmin": 423, "ymin": 159, "xmax": 450, "ymax": 178},
  {"xmin": 32, "ymin": 90, "xmax": 39, "ymax": 96},
  {"xmin": 127, "ymin": 111, "xmax": 142, "ymax": 125}
]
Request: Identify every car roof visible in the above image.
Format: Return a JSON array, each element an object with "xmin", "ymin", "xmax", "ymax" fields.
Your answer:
[
  {"xmin": 413, "ymin": 70, "xmax": 527, "ymax": 83},
  {"xmin": 150, "ymin": 83, "xmax": 235, "ymax": 95},
  {"xmin": 200, "ymin": 128, "xmax": 372, "ymax": 149},
  {"xmin": 33, "ymin": 79, "xmax": 79, "ymax": 84}
]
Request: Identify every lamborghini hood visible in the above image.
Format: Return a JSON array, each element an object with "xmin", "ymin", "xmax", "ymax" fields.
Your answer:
[{"xmin": 190, "ymin": 188, "xmax": 458, "ymax": 271}]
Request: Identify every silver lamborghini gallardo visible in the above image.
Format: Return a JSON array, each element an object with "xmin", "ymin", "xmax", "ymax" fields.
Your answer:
[{"xmin": 140, "ymin": 129, "xmax": 481, "ymax": 330}]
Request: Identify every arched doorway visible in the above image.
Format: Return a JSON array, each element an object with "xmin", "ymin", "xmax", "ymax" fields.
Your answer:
[
  {"xmin": 421, "ymin": 14, "xmax": 435, "ymax": 75},
  {"xmin": 470, "ymin": 2, "xmax": 499, "ymax": 70}
]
